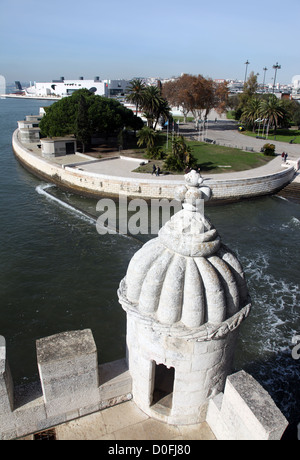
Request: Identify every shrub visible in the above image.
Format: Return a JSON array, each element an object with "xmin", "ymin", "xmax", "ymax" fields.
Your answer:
[
  {"xmin": 262, "ymin": 143, "xmax": 276, "ymax": 156},
  {"xmin": 146, "ymin": 146, "xmax": 166, "ymax": 160}
]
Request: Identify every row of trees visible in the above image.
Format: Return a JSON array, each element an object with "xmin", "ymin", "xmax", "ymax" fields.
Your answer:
[
  {"xmin": 126, "ymin": 79, "xmax": 171, "ymax": 129},
  {"xmin": 229, "ymin": 71, "xmax": 300, "ymax": 133},
  {"xmin": 125, "ymin": 75, "xmax": 229, "ymax": 172},
  {"xmin": 240, "ymin": 95, "xmax": 287, "ymax": 133}
]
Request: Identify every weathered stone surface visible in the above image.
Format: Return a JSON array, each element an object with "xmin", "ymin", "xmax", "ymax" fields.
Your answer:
[
  {"xmin": 118, "ymin": 171, "xmax": 251, "ymax": 425},
  {"xmin": 37, "ymin": 329, "xmax": 99, "ymax": 417},
  {"xmin": 207, "ymin": 370, "xmax": 289, "ymax": 440}
]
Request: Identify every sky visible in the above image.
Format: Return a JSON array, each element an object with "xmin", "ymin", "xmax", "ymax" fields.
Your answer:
[{"xmin": 1, "ymin": 0, "xmax": 299, "ymax": 86}]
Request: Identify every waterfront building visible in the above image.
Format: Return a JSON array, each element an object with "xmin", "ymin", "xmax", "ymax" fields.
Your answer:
[{"xmin": 24, "ymin": 77, "xmax": 131, "ymax": 98}]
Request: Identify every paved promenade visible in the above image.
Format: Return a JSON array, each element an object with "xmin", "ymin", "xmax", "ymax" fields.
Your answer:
[
  {"xmin": 181, "ymin": 110, "xmax": 300, "ymax": 160},
  {"xmin": 53, "ymin": 115, "xmax": 299, "ymax": 184},
  {"xmin": 75, "ymin": 154, "xmax": 290, "ymax": 181},
  {"xmin": 185, "ymin": 118, "xmax": 300, "ymax": 160}
]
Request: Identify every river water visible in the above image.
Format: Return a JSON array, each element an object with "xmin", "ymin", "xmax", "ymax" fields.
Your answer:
[{"xmin": 0, "ymin": 98, "xmax": 299, "ymax": 437}]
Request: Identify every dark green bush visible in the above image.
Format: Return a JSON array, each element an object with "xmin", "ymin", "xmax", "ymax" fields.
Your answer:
[{"xmin": 262, "ymin": 143, "xmax": 276, "ymax": 156}]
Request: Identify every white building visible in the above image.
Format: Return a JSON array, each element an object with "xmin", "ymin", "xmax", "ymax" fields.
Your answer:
[
  {"xmin": 292, "ymin": 75, "xmax": 300, "ymax": 91},
  {"xmin": 24, "ymin": 77, "xmax": 130, "ymax": 98}
]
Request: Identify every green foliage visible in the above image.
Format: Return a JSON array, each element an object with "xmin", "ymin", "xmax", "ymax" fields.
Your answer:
[
  {"xmin": 39, "ymin": 89, "xmax": 143, "ymax": 143},
  {"xmin": 164, "ymin": 136, "xmax": 197, "ymax": 172},
  {"xmin": 126, "ymin": 79, "xmax": 171, "ymax": 129},
  {"xmin": 146, "ymin": 146, "xmax": 165, "ymax": 160},
  {"xmin": 126, "ymin": 78, "xmax": 146, "ymax": 115},
  {"xmin": 74, "ymin": 94, "xmax": 90, "ymax": 152},
  {"xmin": 137, "ymin": 126, "xmax": 157, "ymax": 153},
  {"xmin": 262, "ymin": 143, "xmax": 276, "ymax": 156}
]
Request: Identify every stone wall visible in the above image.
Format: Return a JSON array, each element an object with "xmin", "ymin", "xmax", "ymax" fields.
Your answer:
[
  {"xmin": 12, "ymin": 129, "xmax": 297, "ymax": 202},
  {"xmin": 0, "ymin": 330, "xmax": 288, "ymax": 440},
  {"xmin": 207, "ymin": 370, "xmax": 288, "ymax": 440},
  {"xmin": 125, "ymin": 314, "xmax": 239, "ymax": 426},
  {"xmin": 0, "ymin": 331, "xmax": 132, "ymax": 440}
]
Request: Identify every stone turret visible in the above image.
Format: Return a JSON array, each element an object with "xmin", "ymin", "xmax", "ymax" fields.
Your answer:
[{"xmin": 118, "ymin": 170, "xmax": 251, "ymax": 425}]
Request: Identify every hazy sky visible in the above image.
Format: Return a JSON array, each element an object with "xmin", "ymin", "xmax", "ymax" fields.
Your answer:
[{"xmin": 1, "ymin": 0, "xmax": 299, "ymax": 85}]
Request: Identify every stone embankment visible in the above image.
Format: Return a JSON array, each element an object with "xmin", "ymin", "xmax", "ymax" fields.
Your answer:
[{"xmin": 12, "ymin": 128, "xmax": 298, "ymax": 204}]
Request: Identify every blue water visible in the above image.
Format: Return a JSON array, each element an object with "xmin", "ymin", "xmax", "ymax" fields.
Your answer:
[{"xmin": 0, "ymin": 98, "xmax": 299, "ymax": 437}]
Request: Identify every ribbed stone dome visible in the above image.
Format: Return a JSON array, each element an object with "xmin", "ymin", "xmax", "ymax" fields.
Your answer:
[{"xmin": 118, "ymin": 171, "xmax": 250, "ymax": 330}]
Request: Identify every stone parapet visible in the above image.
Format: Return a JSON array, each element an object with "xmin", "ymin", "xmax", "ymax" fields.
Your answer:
[
  {"xmin": 206, "ymin": 370, "xmax": 288, "ymax": 440},
  {"xmin": 0, "ymin": 330, "xmax": 132, "ymax": 440}
]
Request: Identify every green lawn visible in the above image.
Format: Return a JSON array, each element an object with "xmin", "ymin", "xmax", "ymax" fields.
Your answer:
[
  {"xmin": 133, "ymin": 134, "xmax": 274, "ymax": 175},
  {"xmin": 241, "ymin": 128, "xmax": 300, "ymax": 144},
  {"xmin": 187, "ymin": 141, "xmax": 273, "ymax": 173}
]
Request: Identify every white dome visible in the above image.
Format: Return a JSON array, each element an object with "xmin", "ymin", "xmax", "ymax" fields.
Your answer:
[
  {"xmin": 119, "ymin": 208, "xmax": 249, "ymax": 329},
  {"xmin": 118, "ymin": 171, "xmax": 250, "ymax": 330}
]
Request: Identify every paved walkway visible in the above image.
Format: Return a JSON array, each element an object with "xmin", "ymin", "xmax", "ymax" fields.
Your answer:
[
  {"xmin": 180, "ymin": 117, "xmax": 300, "ymax": 161},
  {"xmin": 51, "ymin": 117, "xmax": 299, "ymax": 184},
  {"xmin": 67, "ymin": 155, "xmax": 291, "ymax": 185},
  {"xmin": 53, "ymin": 400, "xmax": 216, "ymax": 441}
]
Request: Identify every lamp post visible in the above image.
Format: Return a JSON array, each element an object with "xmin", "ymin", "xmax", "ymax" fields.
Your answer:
[
  {"xmin": 244, "ymin": 60, "xmax": 250, "ymax": 84},
  {"xmin": 272, "ymin": 62, "xmax": 281, "ymax": 93},
  {"xmin": 263, "ymin": 67, "xmax": 268, "ymax": 92}
]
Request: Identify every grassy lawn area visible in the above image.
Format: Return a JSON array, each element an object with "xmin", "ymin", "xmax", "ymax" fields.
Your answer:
[
  {"xmin": 133, "ymin": 133, "xmax": 274, "ymax": 175},
  {"xmin": 241, "ymin": 128, "xmax": 300, "ymax": 144},
  {"xmin": 187, "ymin": 141, "xmax": 273, "ymax": 173}
]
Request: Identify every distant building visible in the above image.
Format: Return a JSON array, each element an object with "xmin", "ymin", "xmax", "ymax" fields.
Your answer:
[
  {"xmin": 24, "ymin": 77, "xmax": 131, "ymax": 98},
  {"xmin": 0, "ymin": 75, "xmax": 6, "ymax": 95},
  {"xmin": 292, "ymin": 75, "xmax": 300, "ymax": 91}
]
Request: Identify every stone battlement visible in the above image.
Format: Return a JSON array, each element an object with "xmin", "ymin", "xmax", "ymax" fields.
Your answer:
[
  {"xmin": 0, "ymin": 330, "xmax": 132, "ymax": 440},
  {"xmin": 0, "ymin": 329, "xmax": 288, "ymax": 440}
]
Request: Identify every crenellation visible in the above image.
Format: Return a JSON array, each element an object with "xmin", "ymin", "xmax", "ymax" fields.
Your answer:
[{"xmin": 0, "ymin": 331, "xmax": 133, "ymax": 440}]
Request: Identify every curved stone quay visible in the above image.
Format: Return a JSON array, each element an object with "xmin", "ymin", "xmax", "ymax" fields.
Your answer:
[{"xmin": 12, "ymin": 127, "xmax": 298, "ymax": 204}]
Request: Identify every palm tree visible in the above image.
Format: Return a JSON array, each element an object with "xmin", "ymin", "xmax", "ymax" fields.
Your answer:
[
  {"xmin": 142, "ymin": 86, "xmax": 163, "ymax": 128},
  {"xmin": 136, "ymin": 126, "xmax": 157, "ymax": 153},
  {"xmin": 260, "ymin": 95, "xmax": 286, "ymax": 134},
  {"xmin": 126, "ymin": 79, "xmax": 146, "ymax": 116},
  {"xmin": 241, "ymin": 97, "xmax": 262, "ymax": 131},
  {"xmin": 142, "ymin": 85, "xmax": 171, "ymax": 129}
]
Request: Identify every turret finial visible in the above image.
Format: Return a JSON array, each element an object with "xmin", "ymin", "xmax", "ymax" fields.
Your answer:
[{"xmin": 174, "ymin": 169, "xmax": 212, "ymax": 213}]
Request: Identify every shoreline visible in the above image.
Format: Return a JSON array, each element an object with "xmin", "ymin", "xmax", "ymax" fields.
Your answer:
[
  {"xmin": 12, "ymin": 127, "xmax": 298, "ymax": 204},
  {"xmin": 1, "ymin": 94, "xmax": 61, "ymax": 101}
]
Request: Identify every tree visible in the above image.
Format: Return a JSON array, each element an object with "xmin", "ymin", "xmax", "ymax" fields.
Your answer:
[
  {"xmin": 241, "ymin": 97, "xmax": 262, "ymax": 131},
  {"xmin": 74, "ymin": 94, "xmax": 91, "ymax": 152},
  {"xmin": 136, "ymin": 126, "xmax": 157, "ymax": 154},
  {"xmin": 164, "ymin": 136, "xmax": 196, "ymax": 172},
  {"xmin": 40, "ymin": 89, "xmax": 143, "ymax": 144},
  {"xmin": 260, "ymin": 95, "xmax": 286, "ymax": 134},
  {"xmin": 162, "ymin": 74, "xmax": 195, "ymax": 122},
  {"xmin": 126, "ymin": 78, "xmax": 146, "ymax": 115},
  {"xmin": 242, "ymin": 71, "xmax": 259, "ymax": 97},
  {"xmin": 162, "ymin": 74, "xmax": 229, "ymax": 123},
  {"xmin": 142, "ymin": 85, "xmax": 171, "ymax": 129}
]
